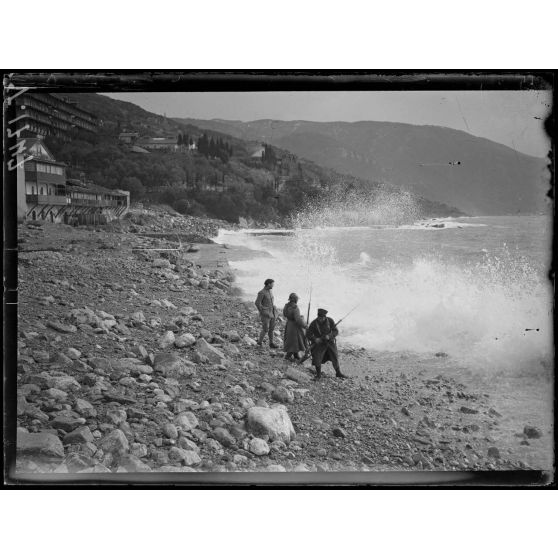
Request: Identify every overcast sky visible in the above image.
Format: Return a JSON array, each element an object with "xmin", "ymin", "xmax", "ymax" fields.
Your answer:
[{"xmin": 104, "ymin": 90, "xmax": 551, "ymax": 158}]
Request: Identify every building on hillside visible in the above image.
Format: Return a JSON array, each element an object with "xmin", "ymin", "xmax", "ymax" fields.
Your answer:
[
  {"xmin": 14, "ymin": 92, "xmax": 98, "ymax": 140},
  {"xmin": 16, "ymin": 138, "xmax": 129, "ymax": 224},
  {"xmin": 272, "ymin": 154, "xmax": 304, "ymax": 194},
  {"xmin": 64, "ymin": 180, "xmax": 130, "ymax": 225},
  {"xmin": 118, "ymin": 132, "xmax": 140, "ymax": 144},
  {"xmin": 136, "ymin": 137, "xmax": 179, "ymax": 151}
]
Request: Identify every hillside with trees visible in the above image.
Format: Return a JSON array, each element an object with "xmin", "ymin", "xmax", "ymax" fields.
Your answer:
[
  {"xmin": 44, "ymin": 94, "xmax": 463, "ymax": 224},
  {"xmin": 176, "ymin": 118, "xmax": 550, "ymax": 215}
]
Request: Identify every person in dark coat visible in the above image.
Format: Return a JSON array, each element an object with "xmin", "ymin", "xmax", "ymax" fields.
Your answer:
[
  {"xmin": 282, "ymin": 293, "xmax": 307, "ymax": 361},
  {"xmin": 306, "ymin": 308, "xmax": 348, "ymax": 380},
  {"xmin": 255, "ymin": 278, "xmax": 279, "ymax": 348}
]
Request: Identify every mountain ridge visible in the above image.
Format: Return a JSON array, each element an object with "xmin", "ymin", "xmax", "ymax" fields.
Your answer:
[
  {"xmin": 44, "ymin": 93, "xmax": 463, "ymax": 224},
  {"xmin": 181, "ymin": 117, "xmax": 544, "ymax": 159},
  {"xmin": 174, "ymin": 117, "xmax": 550, "ymax": 215}
]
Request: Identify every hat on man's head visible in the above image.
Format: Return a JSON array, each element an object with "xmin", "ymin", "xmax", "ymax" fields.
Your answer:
[
  {"xmin": 288, "ymin": 293, "xmax": 298, "ymax": 301},
  {"xmin": 317, "ymin": 308, "xmax": 328, "ymax": 317},
  {"xmin": 264, "ymin": 278, "xmax": 274, "ymax": 286}
]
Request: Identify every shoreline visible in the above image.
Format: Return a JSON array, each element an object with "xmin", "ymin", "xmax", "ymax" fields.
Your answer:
[{"xmin": 12, "ymin": 212, "xmax": 553, "ymax": 479}]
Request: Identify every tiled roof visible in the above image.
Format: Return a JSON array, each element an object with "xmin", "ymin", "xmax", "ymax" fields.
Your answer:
[{"xmin": 130, "ymin": 145, "xmax": 150, "ymax": 153}]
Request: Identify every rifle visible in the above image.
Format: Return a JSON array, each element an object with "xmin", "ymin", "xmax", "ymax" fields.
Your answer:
[
  {"xmin": 298, "ymin": 304, "xmax": 359, "ymax": 365},
  {"xmin": 306, "ymin": 284, "xmax": 312, "ymax": 325},
  {"xmin": 303, "ymin": 285, "xmax": 312, "ymax": 355},
  {"xmin": 334, "ymin": 304, "xmax": 359, "ymax": 327}
]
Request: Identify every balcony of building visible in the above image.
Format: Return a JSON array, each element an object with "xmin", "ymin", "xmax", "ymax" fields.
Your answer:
[
  {"xmin": 68, "ymin": 198, "xmax": 122, "ymax": 207},
  {"xmin": 24, "ymin": 170, "xmax": 66, "ymax": 186},
  {"xmin": 26, "ymin": 194, "xmax": 68, "ymax": 206}
]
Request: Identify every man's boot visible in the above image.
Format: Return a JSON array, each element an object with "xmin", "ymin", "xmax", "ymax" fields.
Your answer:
[
  {"xmin": 313, "ymin": 366, "xmax": 322, "ymax": 381},
  {"xmin": 335, "ymin": 368, "xmax": 348, "ymax": 379},
  {"xmin": 269, "ymin": 334, "xmax": 278, "ymax": 349}
]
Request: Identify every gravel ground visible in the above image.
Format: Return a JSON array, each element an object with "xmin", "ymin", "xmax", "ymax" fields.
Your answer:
[{"xmin": 10, "ymin": 209, "xmax": 552, "ymax": 480}]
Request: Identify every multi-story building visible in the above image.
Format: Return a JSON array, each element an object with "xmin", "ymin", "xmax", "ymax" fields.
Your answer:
[
  {"xmin": 14, "ymin": 92, "xmax": 98, "ymax": 140},
  {"xmin": 136, "ymin": 137, "xmax": 178, "ymax": 151},
  {"xmin": 16, "ymin": 138, "xmax": 129, "ymax": 224},
  {"xmin": 118, "ymin": 132, "xmax": 140, "ymax": 144}
]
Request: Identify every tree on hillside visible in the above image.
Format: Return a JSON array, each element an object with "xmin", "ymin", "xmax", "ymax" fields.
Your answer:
[
  {"xmin": 121, "ymin": 176, "xmax": 145, "ymax": 199},
  {"xmin": 198, "ymin": 133, "xmax": 209, "ymax": 156},
  {"xmin": 261, "ymin": 144, "xmax": 277, "ymax": 167}
]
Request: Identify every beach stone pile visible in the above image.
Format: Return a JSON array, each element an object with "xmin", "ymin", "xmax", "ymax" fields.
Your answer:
[{"xmin": 13, "ymin": 215, "xmax": 544, "ymax": 476}]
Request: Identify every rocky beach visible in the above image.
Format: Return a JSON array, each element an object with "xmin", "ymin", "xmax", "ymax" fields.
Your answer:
[{"xmin": 11, "ymin": 207, "xmax": 553, "ymax": 479}]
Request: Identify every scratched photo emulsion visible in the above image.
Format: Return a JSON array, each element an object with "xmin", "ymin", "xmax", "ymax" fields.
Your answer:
[{"xmin": 6, "ymin": 75, "xmax": 554, "ymax": 484}]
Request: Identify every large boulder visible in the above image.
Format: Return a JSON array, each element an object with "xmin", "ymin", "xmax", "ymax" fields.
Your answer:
[
  {"xmin": 18, "ymin": 432, "xmax": 64, "ymax": 459},
  {"xmin": 74, "ymin": 398, "xmax": 97, "ymax": 418},
  {"xmin": 99, "ymin": 429, "xmax": 129, "ymax": 456},
  {"xmin": 272, "ymin": 386, "xmax": 294, "ymax": 404},
  {"xmin": 212, "ymin": 427, "xmax": 236, "ymax": 448},
  {"xmin": 285, "ymin": 367, "xmax": 313, "ymax": 384},
  {"xmin": 225, "ymin": 330, "xmax": 241, "ymax": 342},
  {"xmin": 111, "ymin": 358, "xmax": 153, "ymax": 376},
  {"xmin": 49, "ymin": 375, "xmax": 81, "ymax": 392},
  {"xmin": 153, "ymin": 258, "xmax": 172, "ymax": 269},
  {"xmin": 50, "ymin": 415, "xmax": 86, "ymax": 432},
  {"xmin": 246, "ymin": 405, "xmax": 296, "ymax": 443},
  {"xmin": 174, "ymin": 411, "xmax": 199, "ymax": 432},
  {"xmin": 118, "ymin": 455, "xmax": 152, "ymax": 473},
  {"xmin": 168, "ymin": 447, "xmax": 201, "ymax": 467},
  {"xmin": 159, "ymin": 331, "xmax": 176, "ymax": 349},
  {"xmin": 47, "ymin": 321, "xmax": 77, "ymax": 334},
  {"xmin": 129, "ymin": 311, "xmax": 146, "ymax": 324},
  {"xmin": 88, "ymin": 356, "xmax": 113, "ymax": 370},
  {"xmin": 44, "ymin": 388, "xmax": 68, "ymax": 401},
  {"xmin": 63, "ymin": 426, "xmax": 95, "ymax": 445},
  {"xmin": 249, "ymin": 438, "xmax": 270, "ymax": 456},
  {"xmin": 174, "ymin": 333, "xmax": 196, "ymax": 348},
  {"xmin": 195, "ymin": 338, "xmax": 227, "ymax": 365},
  {"xmin": 22, "ymin": 404, "xmax": 49, "ymax": 422},
  {"xmin": 153, "ymin": 353, "xmax": 195, "ymax": 379}
]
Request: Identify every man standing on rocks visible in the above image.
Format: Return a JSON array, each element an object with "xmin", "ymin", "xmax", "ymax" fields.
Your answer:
[
  {"xmin": 255, "ymin": 278, "xmax": 279, "ymax": 348},
  {"xmin": 306, "ymin": 308, "xmax": 348, "ymax": 380}
]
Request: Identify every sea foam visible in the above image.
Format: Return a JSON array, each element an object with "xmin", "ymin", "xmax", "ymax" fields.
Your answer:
[{"xmin": 215, "ymin": 226, "xmax": 552, "ymax": 377}]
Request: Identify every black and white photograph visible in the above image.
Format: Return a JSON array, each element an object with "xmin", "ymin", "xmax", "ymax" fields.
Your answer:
[{"xmin": 3, "ymin": 72, "xmax": 554, "ymax": 486}]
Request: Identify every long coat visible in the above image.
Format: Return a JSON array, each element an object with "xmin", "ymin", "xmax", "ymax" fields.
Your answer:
[
  {"xmin": 306, "ymin": 317, "xmax": 339, "ymax": 366},
  {"xmin": 283, "ymin": 302, "xmax": 307, "ymax": 353}
]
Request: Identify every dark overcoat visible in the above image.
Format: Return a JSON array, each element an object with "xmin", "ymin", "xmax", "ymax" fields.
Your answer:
[
  {"xmin": 283, "ymin": 302, "xmax": 307, "ymax": 353},
  {"xmin": 306, "ymin": 317, "xmax": 339, "ymax": 366}
]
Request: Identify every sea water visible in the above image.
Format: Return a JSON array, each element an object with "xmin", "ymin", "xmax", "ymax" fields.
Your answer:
[{"xmin": 214, "ymin": 215, "xmax": 553, "ymax": 377}]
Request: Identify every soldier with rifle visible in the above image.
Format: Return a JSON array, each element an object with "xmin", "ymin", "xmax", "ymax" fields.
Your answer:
[{"xmin": 305, "ymin": 308, "xmax": 349, "ymax": 381}]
